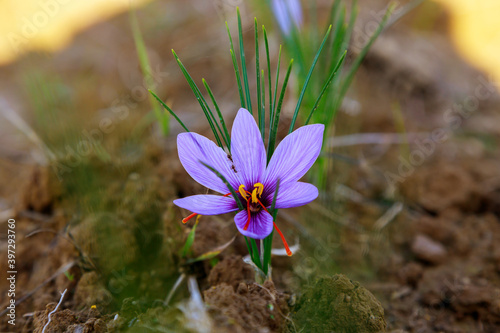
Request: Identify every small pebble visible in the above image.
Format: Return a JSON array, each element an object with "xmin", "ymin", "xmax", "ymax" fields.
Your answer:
[{"xmin": 411, "ymin": 234, "xmax": 447, "ymax": 264}]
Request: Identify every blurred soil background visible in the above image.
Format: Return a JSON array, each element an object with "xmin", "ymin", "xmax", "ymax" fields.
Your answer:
[{"xmin": 1, "ymin": 0, "xmax": 500, "ymax": 332}]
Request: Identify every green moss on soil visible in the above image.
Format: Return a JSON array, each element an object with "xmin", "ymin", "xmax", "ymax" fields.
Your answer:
[{"xmin": 291, "ymin": 274, "xmax": 386, "ymax": 333}]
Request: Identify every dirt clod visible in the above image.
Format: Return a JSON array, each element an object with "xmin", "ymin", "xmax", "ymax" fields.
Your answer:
[
  {"xmin": 33, "ymin": 302, "xmax": 109, "ymax": 333},
  {"xmin": 208, "ymin": 255, "xmax": 254, "ymax": 290},
  {"xmin": 401, "ymin": 164, "xmax": 477, "ymax": 213},
  {"xmin": 74, "ymin": 272, "xmax": 113, "ymax": 307},
  {"xmin": 34, "ymin": 306, "xmax": 76, "ymax": 333},
  {"xmin": 204, "ymin": 280, "xmax": 289, "ymax": 332},
  {"xmin": 291, "ymin": 274, "xmax": 386, "ymax": 333},
  {"xmin": 20, "ymin": 166, "xmax": 59, "ymax": 213}
]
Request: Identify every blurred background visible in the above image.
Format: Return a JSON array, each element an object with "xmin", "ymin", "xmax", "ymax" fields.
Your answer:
[{"xmin": 1, "ymin": 0, "xmax": 500, "ymax": 332}]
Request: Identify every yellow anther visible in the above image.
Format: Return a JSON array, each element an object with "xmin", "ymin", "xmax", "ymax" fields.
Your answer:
[
  {"xmin": 254, "ymin": 183, "xmax": 264, "ymax": 196},
  {"xmin": 239, "ymin": 185, "xmax": 248, "ymax": 200},
  {"xmin": 251, "ymin": 189, "xmax": 258, "ymax": 203},
  {"xmin": 251, "ymin": 183, "xmax": 264, "ymax": 203}
]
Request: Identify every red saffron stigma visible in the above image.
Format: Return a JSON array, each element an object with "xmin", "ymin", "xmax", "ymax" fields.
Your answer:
[
  {"xmin": 182, "ymin": 212, "xmax": 198, "ymax": 224},
  {"xmin": 273, "ymin": 222, "xmax": 292, "ymax": 256},
  {"xmin": 244, "ymin": 199, "xmax": 251, "ymax": 230},
  {"xmin": 256, "ymin": 198, "xmax": 269, "ymax": 214},
  {"xmin": 223, "ymin": 192, "xmax": 232, "ymax": 197}
]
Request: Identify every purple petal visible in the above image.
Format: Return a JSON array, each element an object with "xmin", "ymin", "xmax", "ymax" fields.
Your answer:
[
  {"xmin": 264, "ymin": 124, "xmax": 324, "ymax": 191},
  {"xmin": 174, "ymin": 195, "xmax": 238, "ymax": 215},
  {"xmin": 274, "ymin": 182, "xmax": 318, "ymax": 209},
  {"xmin": 231, "ymin": 108, "xmax": 266, "ymax": 187},
  {"xmin": 234, "ymin": 210, "xmax": 273, "ymax": 239},
  {"xmin": 178, "ymin": 132, "xmax": 240, "ymax": 194},
  {"xmin": 271, "ymin": 0, "xmax": 303, "ymax": 35}
]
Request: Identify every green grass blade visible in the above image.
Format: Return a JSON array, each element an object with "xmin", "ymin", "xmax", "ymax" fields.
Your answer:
[
  {"xmin": 261, "ymin": 69, "xmax": 265, "ymax": 135},
  {"xmin": 187, "ymin": 236, "xmax": 236, "ymax": 263},
  {"xmin": 202, "ymin": 98, "xmax": 228, "ymax": 149},
  {"xmin": 286, "ymin": 21, "xmax": 307, "ymax": 79},
  {"xmin": 262, "ymin": 178, "xmax": 280, "ymax": 275},
  {"xmin": 263, "ymin": 26, "xmax": 272, "ymax": 123},
  {"xmin": 338, "ymin": 4, "xmax": 394, "ymax": 109},
  {"xmin": 270, "ymin": 179, "xmax": 280, "ymax": 216},
  {"xmin": 329, "ymin": 6, "xmax": 346, "ymax": 68},
  {"xmin": 180, "ymin": 216, "xmax": 199, "ymax": 258},
  {"xmin": 130, "ymin": 10, "xmax": 169, "ymax": 135},
  {"xmin": 328, "ymin": 0, "xmax": 342, "ymax": 27},
  {"xmin": 200, "ymin": 162, "xmax": 244, "ymax": 211},
  {"xmin": 172, "ymin": 49, "xmax": 223, "ymax": 147},
  {"xmin": 342, "ymin": 0, "xmax": 358, "ymax": 52},
  {"xmin": 149, "ymin": 90, "xmax": 190, "ymax": 132},
  {"xmin": 320, "ymin": 2, "xmax": 343, "ymax": 79},
  {"xmin": 305, "ymin": 51, "xmax": 347, "ymax": 125},
  {"xmin": 262, "ymin": 230, "xmax": 273, "ymax": 275},
  {"xmin": 244, "ymin": 236, "xmax": 256, "ymax": 263},
  {"xmin": 288, "ymin": 25, "xmax": 332, "ymax": 134},
  {"xmin": 255, "ymin": 18, "xmax": 264, "ymax": 139},
  {"xmin": 270, "ymin": 45, "xmax": 282, "ymax": 132},
  {"xmin": 226, "ymin": 22, "xmax": 246, "ymax": 109},
  {"xmin": 267, "ymin": 59, "xmax": 293, "ymax": 161},
  {"xmin": 202, "ymin": 79, "xmax": 231, "ymax": 148},
  {"xmin": 237, "ymin": 7, "xmax": 252, "ymax": 114},
  {"xmin": 386, "ymin": 0, "xmax": 425, "ymax": 29},
  {"xmin": 250, "ymin": 238, "xmax": 262, "ymax": 268}
]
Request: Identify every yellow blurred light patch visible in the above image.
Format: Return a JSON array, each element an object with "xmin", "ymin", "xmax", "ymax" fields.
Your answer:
[
  {"xmin": 434, "ymin": 0, "xmax": 500, "ymax": 85},
  {"xmin": 0, "ymin": 0, "xmax": 152, "ymax": 65}
]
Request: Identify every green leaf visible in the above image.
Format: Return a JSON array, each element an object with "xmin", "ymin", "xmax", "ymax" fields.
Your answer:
[
  {"xmin": 244, "ymin": 236, "xmax": 256, "ymax": 263},
  {"xmin": 333, "ymin": 4, "xmax": 394, "ymax": 124},
  {"xmin": 250, "ymin": 238, "xmax": 262, "ymax": 269},
  {"xmin": 328, "ymin": 5, "xmax": 347, "ymax": 69},
  {"xmin": 255, "ymin": 18, "xmax": 264, "ymax": 140},
  {"xmin": 64, "ymin": 270, "xmax": 75, "ymax": 281},
  {"xmin": 188, "ymin": 236, "xmax": 236, "ymax": 263},
  {"xmin": 263, "ymin": 26, "xmax": 273, "ymax": 125},
  {"xmin": 130, "ymin": 10, "xmax": 169, "ymax": 135},
  {"xmin": 288, "ymin": 25, "xmax": 332, "ymax": 134},
  {"xmin": 270, "ymin": 45, "xmax": 282, "ymax": 131},
  {"xmin": 202, "ymin": 79, "xmax": 231, "ymax": 148},
  {"xmin": 226, "ymin": 22, "xmax": 246, "ymax": 109},
  {"xmin": 262, "ymin": 179, "xmax": 280, "ymax": 275},
  {"xmin": 172, "ymin": 49, "xmax": 224, "ymax": 147},
  {"xmin": 305, "ymin": 51, "xmax": 347, "ymax": 125},
  {"xmin": 342, "ymin": 0, "xmax": 358, "ymax": 54},
  {"xmin": 149, "ymin": 90, "xmax": 190, "ymax": 132},
  {"xmin": 261, "ymin": 69, "xmax": 266, "ymax": 138},
  {"xmin": 180, "ymin": 216, "xmax": 200, "ymax": 258},
  {"xmin": 237, "ymin": 7, "xmax": 252, "ymax": 114},
  {"xmin": 267, "ymin": 59, "xmax": 293, "ymax": 161}
]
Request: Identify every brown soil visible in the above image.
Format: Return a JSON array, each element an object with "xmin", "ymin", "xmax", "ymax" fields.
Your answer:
[{"xmin": 204, "ymin": 280, "xmax": 289, "ymax": 333}]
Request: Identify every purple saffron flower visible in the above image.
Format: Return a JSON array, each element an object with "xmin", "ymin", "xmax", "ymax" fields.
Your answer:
[
  {"xmin": 271, "ymin": 0, "xmax": 303, "ymax": 36},
  {"xmin": 174, "ymin": 108, "xmax": 324, "ymax": 255}
]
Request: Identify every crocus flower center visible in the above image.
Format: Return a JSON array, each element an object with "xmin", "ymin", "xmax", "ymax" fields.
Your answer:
[
  {"xmin": 239, "ymin": 183, "xmax": 267, "ymax": 217},
  {"xmin": 182, "ymin": 182, "xmax": 292, "ymax": 256}
]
